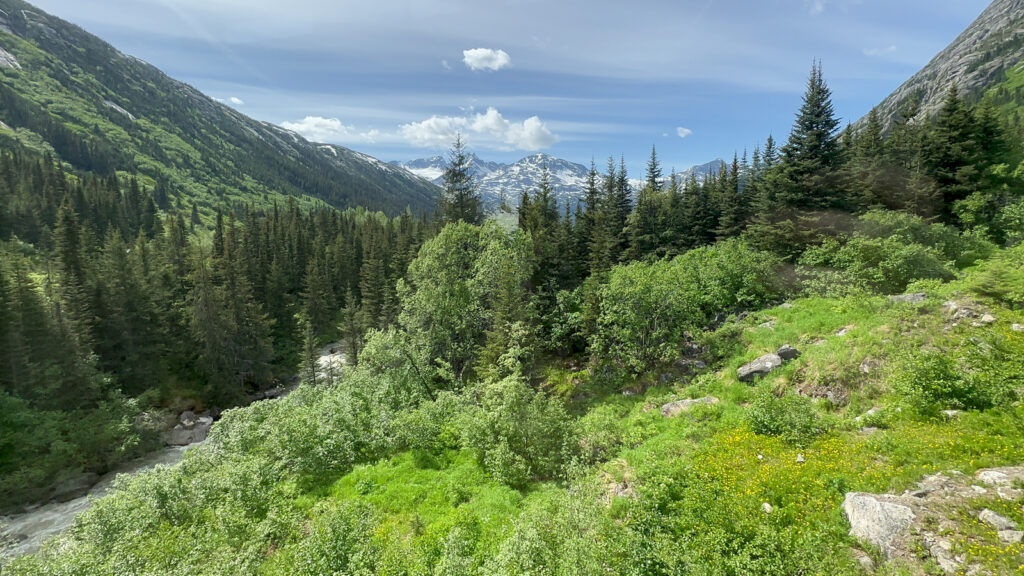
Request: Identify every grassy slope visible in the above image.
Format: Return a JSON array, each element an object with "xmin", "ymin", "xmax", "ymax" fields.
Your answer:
[{"xmin": 268, "ymin": 269, "xmax": 1024, "ymax": 573}]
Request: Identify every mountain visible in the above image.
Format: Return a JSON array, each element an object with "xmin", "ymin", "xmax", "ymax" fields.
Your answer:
[
  {"xmin": 864, "ymin": 0, "xmax": 1024, "ymax": 127},
  {"xmin": 396, "ymin": 153, "xmax": 725, "ymax": 210},
  {"xmin": 0, "ymin": 0, "xmax": 438, "ymax": 216}
]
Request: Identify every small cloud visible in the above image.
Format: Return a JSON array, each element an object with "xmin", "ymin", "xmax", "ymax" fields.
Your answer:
[
  {"xmin": 441, "ymin": 59, "xmax": 451, "ymax": 70},
  {"xmin": 462, "ymin": 48, "xmax": 511, "ymax": 72},
  {"xmin": 806, "ymin": 0, "xmax": 825, "ymax": 15},
  {"xmin": 662, "ymin": 132, "xmax": 669, "ymax": 137},
  {"xmin": 229, "ymin": 97, "xmax": 245, "ymax": 106},
  {"xmin": 280, "ymin": 116, "xmax": 355, "ymax": 142},
  {"xmin": 676, "ymin": 127, "xmax": 693, "ymax": 139},
  {"xmin": 863, "ymin": 45, "xmax": 897, "ymax": 57},
  {"xmin": 399, "ymin": 106, "xmax": 557, "ymax": 151}
]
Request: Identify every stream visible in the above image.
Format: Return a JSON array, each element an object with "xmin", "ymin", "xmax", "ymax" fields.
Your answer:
[
  {"xmin": 0, "ymin": 343, "xmax": 346, "ymax": 560},
  {"xmin": 0, "ymin": 442, "xmax": 203, "ymax": 558}
]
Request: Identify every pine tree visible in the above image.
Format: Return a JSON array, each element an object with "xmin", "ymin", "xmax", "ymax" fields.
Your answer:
[
  {"xmin": 777, "ymin": 62, "xmax": 844, "ymax": 210},
  {"xmin": 439, "ymin": 134, "xmax": 483, "ymax": 225}
]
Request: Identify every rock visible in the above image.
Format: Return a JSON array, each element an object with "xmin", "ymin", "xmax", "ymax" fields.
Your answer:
[
  {"xmin": 1012, "ymin": 324, "xmax": 1023, "ymax": 332},
  {"xmin": 836, "ymin": 325, "xmax": 854, "ymax": 337},
  {"xmin": 812, "ymin": 339, "xmax": 828, "ymax": 346},
  {"xmin": 941, "ymin": 410, "xmax": 962, "ymax": 419},
  {"xmin": 796, "ymin": 453, "xmax": 806, "ymax": 464},
  {"xmin": 859, "ymin": 358, "xmax": 883, "ymax": 374},
  {"xmin": 979, "ymin": 509, "xmax": 1018, "ymax": 531},
  {"xmin": 761, "ymin": 502, "xmax": 773, "ymax": 514},
  {"xmin": 51, "ymin": 473, "xmax": 100, "ymax": 502},
  {"xmin": 843, "ymin": 493, "xmax": 916, "ymax": 559},
  {"xmin": 776, "ymin": 344, "xmax": 801, "ymax": 361},
  {"xmin": 999, "ymin": 530, "xmax": 1024, "ymax": 544},
  {"xmin": 660, "ymin": 396, "xmax": 720, "ymax": 417},
  {"xmin": 889, "ymin": 292, "xmax": 927, "ymax": 304},
  {"xmin": 179, "ymin": 410, "xmax": 197, "ymax": 427},
  {"xmin": 166, "ymin": 416, "xmax": 213, "ymax": 446},
  {"xmin": 979, "ymin": 313, "xmax": 997, "ymax": 325},
  {"xmin": 779, "ymin": 302, "xmax": 794, "ymax": 309},
  {"xmin": 737, "ymin": 353, "xmax": 783, "ymax": 382},
  {"xmin": 851, "ymin": 548, "xmax": 876, "ymax": 572},
  {"xmin": 759, "ymin": 320, "xmax": 776, "ymax": 329},
  {"xmin": 800, "ymin": 384, "xmax": 850, "ymax": 407},
  {"xmin": 860, "ymin": 427, "xmax": 881, "ymax": 435},
  {"xmin": 930, "ymin": 539, "xmax": 960, "ymax": 575}
]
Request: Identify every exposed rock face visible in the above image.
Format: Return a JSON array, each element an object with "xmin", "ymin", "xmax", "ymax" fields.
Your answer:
[
  {"xmin": 165, "ymin": 413, "xmax": 213, "ymax": 446},
  {"xmin": 843, "ymin": 493, "xmax": 916, "ymax": 558},
  {"xmin": 979, "ymin": 508, "xmax": 1018, "ymax": 531},
  {"xmin": 889, "ymin": 292, "xmax": 927, "ymax": 304},
  {"xmin": 861, "ymin": 0, "xmax": 1024, "ymax": 129},
  {"xmin": 660, "ymin": 396, "xmax": 719, "ymax": 417},
  {"xmin": 737, "ymin": 353, "xmax": 783, "ymax": 382}
]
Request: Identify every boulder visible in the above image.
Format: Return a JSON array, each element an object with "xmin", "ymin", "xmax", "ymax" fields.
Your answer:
[
  {"xmin": 998, "ymin": 530, "xmax": 1023, "ymax": 544},
  {"xmin": 836, "ymin": 325, "xmax": 854, "ymax": 336},
  {"xmin": 889, "ymin": 292, "xmax": 927, "ymax": 304},
  {"xmin": 1012, "ymin": 324, "xmax": 1023, "ymax": 332},
  {"xmin": 179, "ymin": 410, "xmax": 197, "ymax": 428},
  {"xmin": 166, "ymin": 416, "xmax": 213, "ymax": 446},
  {"xmin": 737, "ymin": 353, "xmax": 783, "ymax": 382},
  {"xmin": 779, "ymin": 302, "xmax": 794, "ymax": 309},
  {"xmin": 979, "ymin": 509, "xmax": 1018, "ymax": 531},
  {"xmin": 776, "ymin": 344, "xmax": 801, "ymax": 361},
  {"xmin": 51, "ymin": 473, "xmax": 100, "ymax": 502},
  {"xmin": 660, "ymin": 396, "xmax": 719, "ymax": 417},
  {"xmin": 843, "ymin": 492, "xmax": 916, "ymax": 559}
]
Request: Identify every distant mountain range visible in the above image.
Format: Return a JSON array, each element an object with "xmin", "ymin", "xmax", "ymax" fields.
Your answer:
[
  {"xmin": 0, "ymin": 0, "xmax": 439, "ymax": 216},
  {"xmin": 392, "ymin": 154, "xmax": 725, "ymax": 210}
]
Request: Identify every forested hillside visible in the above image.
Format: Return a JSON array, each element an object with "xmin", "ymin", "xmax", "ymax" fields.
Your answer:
[
  {"xmin": 4, "ymin": 42, "xmax": 1024, "ymax": 574},
  {"xmin": 0, "ymin": 0, "xmax": 439, "ymax": 217}
]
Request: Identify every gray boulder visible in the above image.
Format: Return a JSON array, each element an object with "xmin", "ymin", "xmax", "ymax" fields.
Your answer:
[
  {"xmin": 166, "ymin": 416, "xmax": 213, "ymax": 446},
  {"xmin": 843, "ymin": 492, "xmax": 916, "ymax": 559},
  {"xmin": 979, "ymin": 508, "xmax": 1018, "ymax": 531},
  {"xmin": 998, "ymin": 530, "xmax": 1023, "ymax": 544},
  {"xmin": 776, "ymin": 344, "xmax": 801, "ymax": 361},
  {"xmin": 889, "ymin": 292, "xmax": 927, "ymax": 304},
  {"xmin": 660, "ymin": 396, "xmax": 719, "ymax": 418},
  {"xmin": 737, "ymin": 353, "xmax": 783, "ymax": 382},
  {"xmin": 51, "ymin": 473, "xmax": 100, "ymax": 502}
]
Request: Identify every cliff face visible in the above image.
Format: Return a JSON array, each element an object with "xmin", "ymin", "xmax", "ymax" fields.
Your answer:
[{"xmin": 864, "ymin": 0, "xmax": 1024, "ymax": 126}]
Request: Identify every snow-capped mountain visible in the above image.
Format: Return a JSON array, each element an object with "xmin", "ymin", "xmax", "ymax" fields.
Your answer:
[
  {"xmin": 393, "ymin": 154, "xmax": 726, "ymax": 211},
  {"xmin": 393, "ymin": 153, "xmax": 590, "ymax": 210}
]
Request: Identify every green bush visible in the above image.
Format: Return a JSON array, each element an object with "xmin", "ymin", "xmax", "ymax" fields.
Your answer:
[
  {"xmin": 968, "ymin": 244, "xmax": 1024, "ymax": 307},
  {"xmin": 799, "ymin": 235, "xmax": 954, "ymax": 295},
  {"xmin": 748, "ymin": 387, "xmax": 821, "ymax": 445},
  {"xmin": 591, "ymin": 240, "xmax": 781, "ymax": 374},
  {"xmin": 894, "ymin": 349, "xmax": 1018, "ymax": 414},
  {"xmin": 459, "ymin": 376, "xmax": 577, "ymax": 488}
]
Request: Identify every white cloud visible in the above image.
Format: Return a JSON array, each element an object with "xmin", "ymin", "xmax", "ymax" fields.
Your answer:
[
  {"xmin": 806, "ymin": 0, "xmax": 825, "ymax": 15},
  {"xmin": 280, "ymin": 116, "xmax": 355, "ymax": 142},
  {"xmin": 462, "ymin": 48, "xmax": 511, "ymax": 72},
  {"xmin": 676, "ymin": 127, "xmax": 693, "ymax": 139},
  {"xmin": 229, "ymin": 96, "xmax": 245, "ymax": 105},
  {"xmin": 399, "ymin": 107, "xmax": 557, "ymax": 150},
  {"xmin": 863, "ymin": 45, "xmax": 897, "ymax": 57},
  {"xmin": 441, "ymin": 59, "xmax": 451, "ymax": 70}
]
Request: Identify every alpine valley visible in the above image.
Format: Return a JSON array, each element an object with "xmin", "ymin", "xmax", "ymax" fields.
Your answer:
[{"xmin": 2, "ymin": 0, "xmax": 1024, "ymax": 575}]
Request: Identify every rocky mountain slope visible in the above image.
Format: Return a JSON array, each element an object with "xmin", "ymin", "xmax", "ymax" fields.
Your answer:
[
  {"xmin": 0, "ymin": 0, "xmax": 438, "ymax": 215},
  {"xmin": 865, "ymin": 0, "xmax": 1024, "ymax": 126}
]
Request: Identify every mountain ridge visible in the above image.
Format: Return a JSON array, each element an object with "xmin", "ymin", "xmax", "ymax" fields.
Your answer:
[{"xmin": 0, "ymin": 0, "xmax": 439, "ymax": 216}]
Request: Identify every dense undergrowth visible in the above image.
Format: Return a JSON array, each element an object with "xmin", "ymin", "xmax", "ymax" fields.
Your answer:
[{"xmin": 6, "ymin": 223, "xmax": 1024, "ymax": 576}]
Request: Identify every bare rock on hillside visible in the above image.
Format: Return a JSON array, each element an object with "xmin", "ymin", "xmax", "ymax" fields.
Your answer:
[{"xmin": 737, "ymin": 354, "xmax": 783, "ymax": 382}]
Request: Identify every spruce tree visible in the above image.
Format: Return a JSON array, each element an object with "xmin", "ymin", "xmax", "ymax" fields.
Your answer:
[{"xmin": 439, "ymin": 134, "xmax": 483, "ymax": 225}]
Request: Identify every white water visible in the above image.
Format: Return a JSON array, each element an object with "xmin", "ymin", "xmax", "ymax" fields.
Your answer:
[{"xmin": 0, "ymin": 442, "xmax": 202, "ymax": 558}]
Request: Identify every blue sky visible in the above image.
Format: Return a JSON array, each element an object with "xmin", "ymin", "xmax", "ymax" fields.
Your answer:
[{"xmin": 33, "ymin": 0, "xmax": 990, "ymax": 175}]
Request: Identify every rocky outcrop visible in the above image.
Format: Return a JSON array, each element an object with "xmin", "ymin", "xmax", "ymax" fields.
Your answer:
[
  {"xmin": 860, "ymin": 0, "xmax": 1024, "ymax": 129},
  {"xmin": 843, "ymin": 492, "xmax": 916, "ymax": 558},
  {"xmin": 165, "ymin": 411, "xmax": 213, "ymax": 446},
  {"xmin": 843, "ymin": 466, "xmax": 1024, "ymax": 573},
  {"xmin": 737, "ymin": 354, "xmax": 783, "ymax": 382},
  {"xmin": 889, "ymin": 292, "xmax": 927, "ymax": 304},
  {"xmin": 660, "ymin": 396, "xmax": 719, "ymax": 417},
  {"xmin": 737, "ymin": 345, "xmax": 801, "ymax": 382}
]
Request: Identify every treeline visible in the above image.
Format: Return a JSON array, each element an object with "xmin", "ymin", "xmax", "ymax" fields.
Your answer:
[{"xmin": 0, "ymin": 143, "xmax": 434, "ymax": 507}]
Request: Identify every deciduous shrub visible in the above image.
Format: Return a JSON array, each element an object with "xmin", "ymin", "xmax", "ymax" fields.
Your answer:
[{"xmin": 748, "ymin": 387, "xmax": 821, "ymax": 445}]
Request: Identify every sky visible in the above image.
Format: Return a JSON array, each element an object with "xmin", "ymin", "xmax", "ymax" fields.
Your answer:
[{"xmin": 31, "ymin": 0, "xmax": 992, "ymax": 175}]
